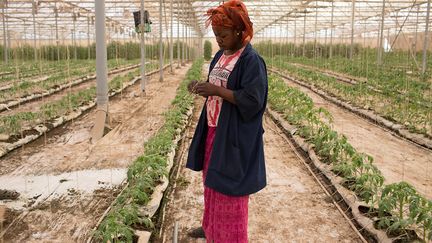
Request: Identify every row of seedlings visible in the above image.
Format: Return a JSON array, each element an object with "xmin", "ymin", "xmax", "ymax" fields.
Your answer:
[
  {"xmin": 267, "ymin": 74, "xmax": 432, "ymax": 242},
  {"xmin": 93, "ymin": 59, "xmax": 203, "ymax": 242}
]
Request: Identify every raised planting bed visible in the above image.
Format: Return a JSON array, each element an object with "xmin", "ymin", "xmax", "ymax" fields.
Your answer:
[
  {"xmin": 266, "ymin": 74, "xmax": 432, "ymax": 242},
  {"xmin": 267, "ymin": 57, "xmax": 432, "ymax": 139},
  {"xmin": 0, "ymin": 64, "xmax": 167, "ymax": 158},
  {"xmin": 269, "ymin": 68, "xmax": 432, "ymax": 151},
  {"xmin": 89, "ymin": 59, "xmax": 203, "ymax": 243}
]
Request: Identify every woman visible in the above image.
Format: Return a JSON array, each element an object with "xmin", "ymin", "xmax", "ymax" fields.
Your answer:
[{"xmin": 186, "ymin": 0, "xmax": 268, "ymax": 242}]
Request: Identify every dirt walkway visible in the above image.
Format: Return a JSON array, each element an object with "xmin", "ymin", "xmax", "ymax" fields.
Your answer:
[
  {"xmin": 158, "ymin": 98, "xmax": 361, "ymax": 242},
  {"xmin": 280, "ymin": 76, "xmax": 432, "ymax": 200},
  {"xmin": 0, "ymin": 64, "xmax": 190, "ymax": 242}
]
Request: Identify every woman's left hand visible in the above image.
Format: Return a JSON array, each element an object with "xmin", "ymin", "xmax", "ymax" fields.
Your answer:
[{"xmin": 195, "ymin": 82, "xmax": 220, "ymax": 98}]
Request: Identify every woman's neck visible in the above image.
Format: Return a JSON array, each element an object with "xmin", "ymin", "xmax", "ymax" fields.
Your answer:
[{"xmin": 224, "ymin": 43, "xmax": 244, "ymax": 55}]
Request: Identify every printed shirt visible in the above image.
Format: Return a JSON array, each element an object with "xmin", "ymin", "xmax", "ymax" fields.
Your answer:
[{"xmin": 207, "ymin": 47, "xmax": 244, "ymax": 127}]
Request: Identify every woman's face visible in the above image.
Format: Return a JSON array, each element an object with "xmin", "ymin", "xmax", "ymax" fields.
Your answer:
[{"xmin": 212, "ymin": 26, "xmax": 241, "ymax": 52}]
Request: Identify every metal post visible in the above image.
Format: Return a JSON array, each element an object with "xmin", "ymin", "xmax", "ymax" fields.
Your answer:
[
  {"xmin": 177, "ymin": 5, "xmax": 180, "ymax": 68},
  {"xmin": 170, "ymin": 0, "xmax": 173, "ymax": 72},
  {"xmin": 32, "ymin": 0, "xmax": 37, "ymax": 61},
  {"xmin": 314, "ymin": 1, "xmax": 318, "ymax": 60},
  {"xmin": 54, "ymin": 3, "xmax": 60, "ymax": 61},
  {"xmin": 73, "ymin": 12, "xmax": 77, "ymax": 60},
  {"xmin": 422, "ymin": 0, "xmax": 431, "ymax": 75},
  {"xmin": 140, "ymin": 0, "xmax": 146, "ymax": 91},
  {"xmin": 294, "ymin": 16, "xmax": 297, "ymax": 56},
  {"xmin": 413, "ymin": 5, "xmax": 420, "ymax": 60},
  {"xmin": 91, "ymin": 0, "xmax": 109, "ymax": 141},
  {"xmin": 302, "ymin": 14, "xmax": 306, "ymax": 57},
  {"xmin": 350, "ymin": 0, "xmax": 355, "ymax": 60},
  {"xmin": 377, "ymin": 0, "xmax": 385, "ymax": 65},
  {"xmin": 286, "ymin": 19, "xmax": 290, "ymax": 56},
  {"xmin": 87, "ymin": 16, "xmax": 91, "ymax": 59},
  {"xmin": 330, "ymin": 0, "xmax": 334, "ymax": 58},
  {"xmin": 182, "ymin": 0, "xmax": 185, "ymax": 66},
  {"xmin": 185, "ymin": 25, "xmax": 188, "ymax": 61},
  {"xmin": 159, "ymin": 0, "xmax": 163, "ymax": 81},
  {"xmin": 2, "ymin": 3, "xmax": 8, "ymax": 64}
]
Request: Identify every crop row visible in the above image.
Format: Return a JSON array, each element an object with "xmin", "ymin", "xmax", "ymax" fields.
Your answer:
[
  {"xmin": 0, "ymin": 63, "xmax": 158, "ymax": 136},
  {"xmin": 0, "ymin": 58, "xmax": 139, "ymax": 85},
  {"xmin": 0, "ymin": 41, "xmax": 195, "ymax": 63},
  {"xmin": 93, "ymin": 59, "xmax": 202, "ymax": 242},
  {"xmin": 267, "ymin": 58, "xmax": 431, "ymax": 138},
  {"xmin": 268, "ymin": 74, "xmax": 431, "ymax": 241},
  {"xmin": 0, "ymin": 59, "xmax": 141, "ymax": 102},
  {"xmin": 254, "ymin": 41, "xmax": 431, "ymax": 79}
]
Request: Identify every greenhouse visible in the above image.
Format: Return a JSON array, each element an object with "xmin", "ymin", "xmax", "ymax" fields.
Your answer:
[{"xmin": 0, "ymin": 0, "xmax": 431, "ymax": 242}]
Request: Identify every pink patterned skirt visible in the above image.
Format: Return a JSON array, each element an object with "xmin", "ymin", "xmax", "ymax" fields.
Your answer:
[{"xmin": 202, "ymin": 126, "xmax": 249, "ymax": 243}]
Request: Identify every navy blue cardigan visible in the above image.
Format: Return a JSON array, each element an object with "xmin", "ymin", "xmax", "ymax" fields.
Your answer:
[{"xmin": 186, "ymin": 43, "xmax": 268, "ymax": 196}]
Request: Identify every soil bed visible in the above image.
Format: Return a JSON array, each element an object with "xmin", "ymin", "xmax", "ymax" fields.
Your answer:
[
  {"xmin": 0, "ymin": 64, "xmax": 190, "ymax": 242},
  {"xmin": 157, "ymin": 98, "xmax": 362, "ymax": 242},
  {"xmin": 275, "ymin": 73, "xmax": 432, "ymax": 200}
]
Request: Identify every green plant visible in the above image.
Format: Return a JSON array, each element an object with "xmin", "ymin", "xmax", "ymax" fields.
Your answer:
[
  {"xmin": 409, "ymin": 195, "xmax": 432, "ymax": 241},
  {"xmin": 378, "ymin": 182, "xmax": 417, "ymax": 235},
  {"xmin": 93, "ymin": 59, "xmax": 203, "ymax": 242},
  {"xmin": 204, "ymin": 40, "xmax": 212, "ymax": 61}
]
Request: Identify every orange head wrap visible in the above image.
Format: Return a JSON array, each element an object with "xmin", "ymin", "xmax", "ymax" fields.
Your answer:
[{"xmin": 206, "ymin": 0, "xmax": 253, "ymax": 45}]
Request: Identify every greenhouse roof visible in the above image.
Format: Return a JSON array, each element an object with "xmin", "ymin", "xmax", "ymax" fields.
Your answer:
[{"xmin": 0, "ymin": 0, "xmax": 430, "ymax": 41}]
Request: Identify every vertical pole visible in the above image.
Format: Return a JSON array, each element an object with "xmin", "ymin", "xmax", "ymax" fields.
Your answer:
[
  {"xmin": 177, "ymin": 2, "xmax": 180, "ymax": 68},
  {"xmin": 87, "ymin": 16, "xmax": 91, "ymax": 60},
  {"xmin": 314, "ymin": 1, "xmax": 318, "ymax": 61},
  {"xmin": 186, "ymin": 27, "xmax": 189, "ymax": 61},
  {"xmin": 350, "ymin": 0, "xmax": 355, "ymax": 60},
  {"xmin": 73, "ymin": 13, "xmax": 77, "ymax": 60},
  {"xmin": 414, "ymin": 5, "xmax": 419, "ymax": 60},
  {"xmin": 287, "ymin": 18, "xmax": 290, "ymax": 57},
  {"xmin": 140, "ymin": 0, "xmax": 146, "ymax": 91},
  {"xmin": 170, "ymin": 0, "xmax": 173, "ymax": 72},
  {"xmin": 302, "ymin": 14, "xmax": 306, "ymax": 57},
  {"xmin": 159, "ymin": 0, "xmax": 163, "ymax": 81},
  {"xmin": 32, "ymin": 0, "xmax": 37, "ymax": 61},
  {"xmin": 54, "ymin": 3, "xmax": 60, "ymax": 61},
  {"xmin": 330, "ymin": 0, "xmax": 334, "ymax": 58},
  {"xmin": 2, "ymin": 3, "xmax": 8, "ymax": 64},
  {"xmin": 377, "ymin": 0, "xmax": 385, "ymax": 65},
  {"xmin": 182, "ymin": 0, "xmax": 185, "ymax": 66},
  {"xmin": 95, "ymin": 0, "xmax": 109, "ymax": 96},
  {"xmin": 294, "ymin": 16, "xmax": 297, "ymax": 56},
  {"xmin": 422, "ymin": 0, "xmax": 431, "ymax": 75}
]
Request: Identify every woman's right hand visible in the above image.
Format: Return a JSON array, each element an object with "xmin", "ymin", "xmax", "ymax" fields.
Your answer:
[{"xmin": 187, "ymin": 80, "xmax": 199, "ymax": 94}]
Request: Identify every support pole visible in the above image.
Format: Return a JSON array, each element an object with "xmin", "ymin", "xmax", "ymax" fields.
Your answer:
[
  {"xmin": 91, "ymin": 0, "xmax": 109, "ymax": 141},
  {"xmin": 350, "ymin": 0, "xmax": 355, "ymax": 60},
  {"xmin": 330, "ymin": 0, "xmax": 334, "ymax": 59},
  {"xmin": 302, "ymin": 14, "xmax": 306, "ymax": 57},
  {"xmin": 159, "ymin": 0, "xmax": 163, "ymax": 82},
  {"xmin": 87, "ymin": 16, "xmax": 91, "ymax": 60},
  {"xmin": 177, "ymin": 0, "xmax": 180, "ymax": 68},
  {"xmin": 294, "ymin": 16, "xmax": 297, "ymax": 56},
  {"xmin": 73, "ymin": 13, "xmax": 77, "ymax": 60},
  {"xmin": 32, "ymin": 0, "xmax": 37, "ymax": 61},
  {"xmin": 182, "ymin": 0, "xmax": 185, "ymax": 66},
  {"xmin": 314, "ymin": 1, "xmax": 318, "ymax": 60},
  {"xmin": 54, "ymin": 3, "xmax": 60, "ymax": 61},
  {"xmin": 140, "ymin": 0, "xmax": 146, "ymax": 92},
  {"xmin": 377, "ymin": 0, "xmax": 386, "ymax": 65},
  {"xmin": 169, "ymin": 0, "xmax": 173, "ymax": 72},
  {"xmin": 2, "ymin": 2, "xmax": 8, "ymax": 64},
  {"xmin": 422, "ymin": 0, "xmax": 431, "ymax": 75}
]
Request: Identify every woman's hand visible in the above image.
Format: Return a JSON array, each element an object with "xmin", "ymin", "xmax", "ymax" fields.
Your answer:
[
  {"xmin": 187, "ymin": 80, "xmax": 199, "ymax": 94},
  {"xmin": 195, "ymin": 82, "xmax": 220, "ymax": 98}
]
